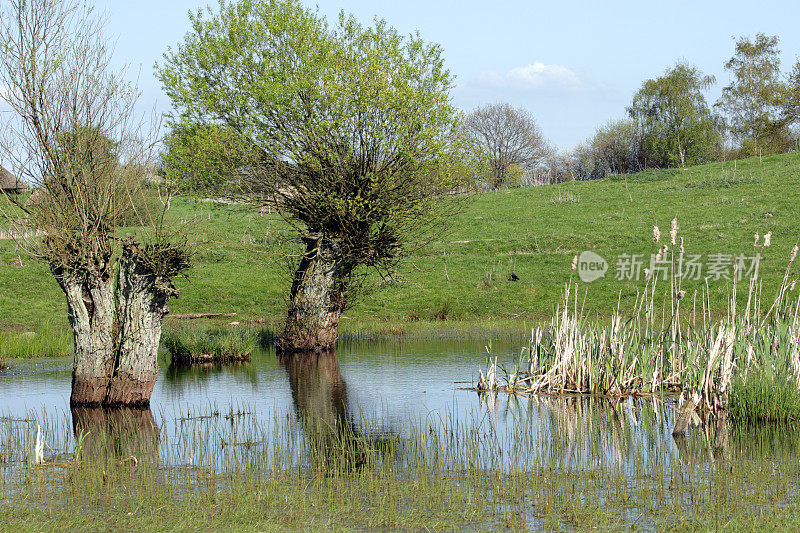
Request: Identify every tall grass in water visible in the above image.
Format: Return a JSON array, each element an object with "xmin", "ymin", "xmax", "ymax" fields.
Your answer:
[
  {"xmin": 162, "ymin": 324, "xmax": 255, "ymax": 365},
  {"xmin": 478, "ymin": 219, "xmax": 800, "ymax": 424},
  {"xmin": 2, "ymin": 401, "xmax": 800, "ymax": 530},
  {"xmin": 729, "ymin": 369, "xmax": 800, "ymax": 423}
]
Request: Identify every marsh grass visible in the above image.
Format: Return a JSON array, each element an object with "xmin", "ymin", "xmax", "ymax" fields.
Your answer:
[
  {"xmin": 1, "ymin": 401, "xmax": 800, "ymax": 530},
  {"xmin": 0, "ymin": 324, "xmax": 72, "ymax": 359},
  {"xmin": 729, "ymin": 368, "xmax": 800, "ymax": 423},
  {"xmin": 162, "ymin": 324, "xmax": 255, "ymax": 365},
  {"xmin": 478, "ymin": 220, "xmax": 800, "ymax": 425}
]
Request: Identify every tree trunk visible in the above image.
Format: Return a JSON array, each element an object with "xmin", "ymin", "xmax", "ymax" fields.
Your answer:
[
  {"xmin": 279, "ymin": 236, "xmax": 347, "ymax": 352},
  {"xmin": 106, "ymin": 238, "xmax": 176, "ymax": 406},
  {"xmin": 53, "ymin": 267, "xmax": 116, "ymax": 406}
]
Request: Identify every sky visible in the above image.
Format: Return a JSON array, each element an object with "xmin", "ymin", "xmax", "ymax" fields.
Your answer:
[{"xmin": 36, "ymin": 1, "xmax": 800, "ymax": 151}]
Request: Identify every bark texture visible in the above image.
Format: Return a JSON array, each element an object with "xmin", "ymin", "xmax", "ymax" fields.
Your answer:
[
  {"xmin": 106, "ymin": 238, "xmax": 177, "ymax": 405},
  {"xmin": 55, "ymin": 237, "xmax": 182, "ymax": 407},
  {"xmin": 53, "ymin": 266, "xmax": 116, "ymax": 406},
  {"xmin": 279, "ymin": 237, "xmax": 349, "ymax": 352}
]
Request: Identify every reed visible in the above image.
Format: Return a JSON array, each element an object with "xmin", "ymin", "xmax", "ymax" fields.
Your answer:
[{"xmin": 476, "ymin": 219, "xmax": 800, "ymax": 426}]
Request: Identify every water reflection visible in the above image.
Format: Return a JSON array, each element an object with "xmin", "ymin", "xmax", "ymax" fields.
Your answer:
[
  {"xmin": 279, "ymin": 351, "xmax": 392, "ymax": 470},
  {"xmin": 280, "ymin": 351, "xmax": 348, "ymax": 423},
  {"xmin": 164, "ymin": 360, "xmax": 258, "ymax": 387},
  {"xmin": 1, "ymin": 342, "xmax": 799, "ymax": 481},
  {"xmin": 70, "ymin": 407, "xmax": 160, "ymax": 465}
]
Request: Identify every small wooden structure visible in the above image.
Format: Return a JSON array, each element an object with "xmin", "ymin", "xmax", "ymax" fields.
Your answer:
[{"xmin": 0, "ymin": 166, "xmax": 24, "ymax": 194}]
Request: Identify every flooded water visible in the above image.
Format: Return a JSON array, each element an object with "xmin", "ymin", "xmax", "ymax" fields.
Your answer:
[
  {"xmin": 0, "ymin": 339, "xmax": 797, "ymax": 476},
  {"xmin": 0, "ymin": 340, "xmax": 508, "ymax": 427}
]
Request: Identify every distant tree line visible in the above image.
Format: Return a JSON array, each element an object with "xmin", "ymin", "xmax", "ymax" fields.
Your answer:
[
  {"xmin": 571, "ymin": 33, "xmax": 800, "ymax": 181},
  {"xmin": 454, "ymin": 32, "xmax": 800, "ymax": 187}
]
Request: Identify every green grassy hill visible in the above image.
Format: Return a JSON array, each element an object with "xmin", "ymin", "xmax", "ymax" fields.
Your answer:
[{"xmin": 2, "ymin": 152, "xmax": 799, "ymax": 340}]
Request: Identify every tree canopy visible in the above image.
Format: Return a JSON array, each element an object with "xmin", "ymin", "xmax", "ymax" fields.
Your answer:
[
  {"xmin": 628, "ymin": 63, "xmax": 719, "ymax": 168},
  {"xmin": 464, "ymin": 102, "xmax": 548, "ymax": 189},
  {"xmin": 784, "ymin": 59, "xmax": 800, "ymax": 130},
  {"xmin": 716, "ymin": 33, "xmax": 787, "ymax": 154},
  {"xmin": 157, "ymin": 0, "xmax": 469, "ymax": 350}
]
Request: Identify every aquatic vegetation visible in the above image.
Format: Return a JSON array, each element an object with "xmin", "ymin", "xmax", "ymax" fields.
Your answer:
[
  {"xmin": 729, "ymin": 367, "xmax": 800, "ymax": 423},
  {"xmin": 477, "ymin": 220, "xmax": 800, "ymax": 427},
  {"xmin": 1, "ymin": 400, "xmax": 800, "ymax": 530},
  {"xmin": 162, "ymin": 324, "xmax": 254, "ymax": 365}
]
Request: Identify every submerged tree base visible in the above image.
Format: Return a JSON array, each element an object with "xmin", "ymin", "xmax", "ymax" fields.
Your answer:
[
  {"xmin": 105, "ymin": 374, "xmax": 157, "ymax": 406},
  {"xmin": 70, "ymin": 375, "xmax": 113, "ymax": 407}
]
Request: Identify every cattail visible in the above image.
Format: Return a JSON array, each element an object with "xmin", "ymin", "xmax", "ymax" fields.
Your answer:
[
  {"xmin": 34, "ymin": 425, "xmax": 43, "ymax": 465},
  {"xmin": 791, "ymin": 245, "xmax": 798, "ymax": 263},
  {"xmin": 677, "ymin": 290, "xmax": 686, "ymax": 301},
  {"xmin": 670, "ymin": 218, "xmax": 678, "ymax": 245},
  {"xmin": 653, "ymin": 226, "xmax": 660, "ymax": 243},
  {"xmin": 679, "ymin": 236, "xmax": 685, "ymax": 255},
  {"xmin": 754, "ymin": 232, "xmax": 760, "ymax": 247},
  {"xmin": 791, "ymin": 280, "xmax": 797, "ymax": 292},
  {"xmin": 571, "ymin": 255, "xmax": 578, "ymax": 271},
  {"xmin": 644, "ymin": 268, "xmax": 652, "ymax": 279},
  {"xmin": 763, "ymin": 231, "xmax": 772, "ymax": 247}
]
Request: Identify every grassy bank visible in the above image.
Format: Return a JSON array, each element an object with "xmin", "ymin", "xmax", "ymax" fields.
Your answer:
[
  {"xmin": 0, "ymin": 324, "xmax": 72, "ymax": 359},
  {"xmin": 1, "ymin": 152, "xmax": 799, "ymax": 341}
]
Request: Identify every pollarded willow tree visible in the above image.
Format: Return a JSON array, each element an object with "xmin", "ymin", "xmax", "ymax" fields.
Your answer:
[
  {"xmin": 0, "ymin": 0, "xmax": 191, "ymax": 406},
  {"xmin": 158, "ymin": 0, "xmax": 470, "ymax": 352}
]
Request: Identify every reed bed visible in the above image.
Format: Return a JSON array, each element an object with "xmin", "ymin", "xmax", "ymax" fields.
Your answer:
[
  {"xmin": 477, "ymin": 219, "xmax": 800, "ymax": 425},
  {"xmin": 1, "ymin": 400, "xmax": 799, "ymax": 530}
]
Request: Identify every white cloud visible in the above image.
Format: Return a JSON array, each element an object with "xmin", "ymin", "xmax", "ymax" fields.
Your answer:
[{"xmin": 474, "ymin": 62, "xmax": 587, "ymax": 91}]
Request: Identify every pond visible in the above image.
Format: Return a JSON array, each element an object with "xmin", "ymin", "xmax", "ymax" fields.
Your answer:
[
  {"xmin": 1, "ymin": 340, "xmax": 799, "ymax": 529},
  {"xmin": 0, "ymin": 339, "xmax": 508, "ymax": 430},
  {"xmin": 1, "ymin": 340, "xmax": 794, "ymax": 466}
]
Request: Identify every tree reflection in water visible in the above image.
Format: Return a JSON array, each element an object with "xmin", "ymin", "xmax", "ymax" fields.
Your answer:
[
  {"xmin": 70, "ymin": 407, "xmax": 160, "ymax": 466},
  {"xmin": 279, "ymin": 350, "xmax": 393, "ymax": 471}
]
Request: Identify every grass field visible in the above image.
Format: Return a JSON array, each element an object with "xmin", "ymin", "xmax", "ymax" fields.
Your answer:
[{"xmin": 1, "ymin": 151, "xmax": 799, "ymax": 349}]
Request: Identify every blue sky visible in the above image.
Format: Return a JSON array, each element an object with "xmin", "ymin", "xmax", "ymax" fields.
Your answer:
[{"xmin": 93, "ymin": 1, "xmax": 800, "ymax": 150}]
